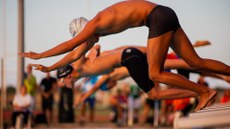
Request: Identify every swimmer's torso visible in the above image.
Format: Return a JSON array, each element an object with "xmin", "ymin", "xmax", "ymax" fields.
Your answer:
[{"xmin": 94, "ymin": 0, "xmax": 157, "ymax": 36}]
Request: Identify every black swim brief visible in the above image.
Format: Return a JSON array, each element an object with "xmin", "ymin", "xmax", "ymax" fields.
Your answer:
[
  {"xmin": 146, "ymin": 5, "xmax": 181, "ymax": 38},
  {"xmin": 121, "ymin": 47, "xmax": 154, "ymax": 92}
]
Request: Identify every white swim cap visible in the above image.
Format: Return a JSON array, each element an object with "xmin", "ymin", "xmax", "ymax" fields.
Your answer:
[{"xmin": 69, "ymin": 17, "xmax": 89, "ymax": 37}]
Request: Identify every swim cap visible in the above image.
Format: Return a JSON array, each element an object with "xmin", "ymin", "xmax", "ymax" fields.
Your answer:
[
  {"xmin": 69, "ymin": 17, "xmax": 89, "ymax": 37},
  {"xmin": 57, "ymin": 65, "xmax": 73, "ymax": 79}
]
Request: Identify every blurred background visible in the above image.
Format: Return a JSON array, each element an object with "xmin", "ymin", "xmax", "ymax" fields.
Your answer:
[{"xmin": 1, "ymin": 0, "xmax": 230, "ymax": 129}]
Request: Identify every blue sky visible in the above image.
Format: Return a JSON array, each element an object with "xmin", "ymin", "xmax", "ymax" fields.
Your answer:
[{"xmin": 1, "ymin": 0, "xmax": 230, "ymax": 88}]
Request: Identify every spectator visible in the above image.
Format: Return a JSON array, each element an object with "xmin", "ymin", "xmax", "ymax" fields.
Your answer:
[
  {"xmin": 24, "ymin": 65, "xmax": 38, "ymax": 97},
  {"xmin": 40, "ymin": 72, "xmax": 57, "ymax": 125},
  {"xmin": 220, "ymin": 89, "xmax": 230, "ymax": 103},
  {"xmin": 24, "ymin": 65, "xmax": 38, "ymax": 110},
  {"xmin": 11, "ymin": 86, "xmax": 32, "ymax": 128},
  {"xmin": 58, "ymin": 86, "xmax": 74, "ymax": 123},
  {"xmin": 109, "ymin": 88, "xmax": 128, "ymax": 126},
  {"xmin": 79, "ymin": 76, "xmax": 98, "ymax": 124},
  {"xmin": 160, "ymin": 99, "xmax": 174, "ymax": 126},
  {"xmin": 172, "ymin": 98, "xmax": 191, "ymax": 114},
  {"xmin": 127, "ymin": 83, "xmax": 142, "ymax": 124}
]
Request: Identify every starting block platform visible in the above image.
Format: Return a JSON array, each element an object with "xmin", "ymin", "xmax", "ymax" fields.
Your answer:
[{"xmin": 174, "ymin": 102, "xmax": 230, "ymax": 129}]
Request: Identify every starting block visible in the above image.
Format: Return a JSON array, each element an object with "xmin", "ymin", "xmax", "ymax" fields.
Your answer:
[{"xmin": 174, "ymin": 102, "xmax": 230, "ymax": 129}]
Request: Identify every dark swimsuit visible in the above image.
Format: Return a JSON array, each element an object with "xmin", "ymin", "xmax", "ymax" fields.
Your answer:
[
  {"xmin": 146, "ymin": 5, "xmax": 181, "ymax": 39},
  {"xmin": 121, "ymin": 47, "xmax": 154, "ymax": 92}
]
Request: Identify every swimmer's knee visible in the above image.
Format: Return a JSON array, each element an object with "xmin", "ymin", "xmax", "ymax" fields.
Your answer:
[{"xmin": 149, "ymin": 70, "xmax": 162, "ymax": 82}]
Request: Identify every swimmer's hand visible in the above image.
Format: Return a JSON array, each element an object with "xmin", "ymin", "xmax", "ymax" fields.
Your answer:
[
  {"xmin": 29, "ymin": 64, "xmax": 50, "ymax": 72},
  {"xmin": 19, "ymin": 51, "xmax": 41, "ymax": 59}
]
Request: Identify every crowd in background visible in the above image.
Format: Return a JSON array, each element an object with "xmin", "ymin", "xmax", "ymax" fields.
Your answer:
[{"xmin": 2, "ymin": 65, "xmax": 230, "ymax": 129}]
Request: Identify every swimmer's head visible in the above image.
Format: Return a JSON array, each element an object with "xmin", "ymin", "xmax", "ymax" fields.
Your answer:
[
  {"xmin": 69, "ymin": 17, "xmax": 89, "ymax": 37},
  {"xmin": 57, "ymin": 65, "xmax": 80, "ymax": 87},
  {"xmin": 57, "ymin": 64, "xmax": 73, "ymax": 79}
]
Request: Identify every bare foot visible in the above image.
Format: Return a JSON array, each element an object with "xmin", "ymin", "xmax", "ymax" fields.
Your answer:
[
  {"xmin": 194, "ymin": 89, "xmax": 217, "ymax": 112},
  {"xmin": 207, "ymin": 90, "xmax": 218, "ymax": 107}
]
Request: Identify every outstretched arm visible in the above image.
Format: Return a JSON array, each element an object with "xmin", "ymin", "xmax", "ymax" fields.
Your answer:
[
  {"xmin": 20, "ymin": 18, "xmax": 100, "ymax": 59},
  {"xmin": 30, "ymin": 42, "xmax": 95, "ymax": 72}
]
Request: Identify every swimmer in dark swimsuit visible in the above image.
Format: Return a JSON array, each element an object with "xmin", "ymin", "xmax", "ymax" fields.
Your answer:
[
  {"xmin": 57, "ymin": 46, "xmax": 230, "ymax": 108},
  {"xmin": 21, "ymin": 1, "xmax": 230, "ymax": 111},
  {"xmin": 62, "ymin": 48, "xmax": 199, "ymax": 108},
  {"xmin": 65, "ymin": 47, "xmax": 230, "ymax": 109}
]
